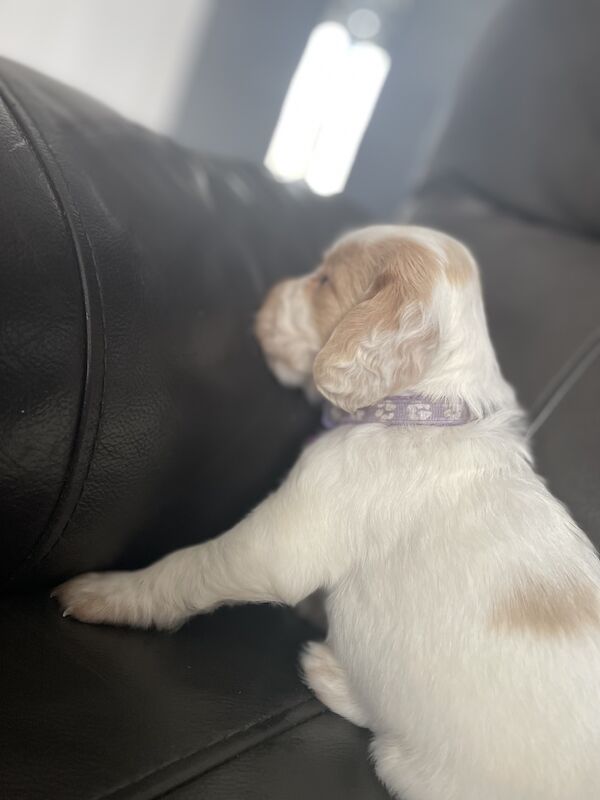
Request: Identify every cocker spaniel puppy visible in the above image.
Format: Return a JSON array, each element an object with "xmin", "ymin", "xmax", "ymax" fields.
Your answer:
[{"xmin": 55, "ymin": 225, "xmax": 600, "ymax": 800}]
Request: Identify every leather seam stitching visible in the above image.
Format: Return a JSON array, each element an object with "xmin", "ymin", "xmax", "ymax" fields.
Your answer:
[
  {"xmin": 161, "ymin": 706, "xmax": 330, "ymax": 800},
  {"xmin": 91, "ymin": 697, "xmax": 326, "ymax": 800},
  {"xmin": 0, "ymin": 73, "xmax": 107, "ymax": 582},
  {"xmin": 416, "ymin": 173, "xmax": 600, "ymax": 244},
  {"xmin": 529, "ymin": 328, "xmax": 600, "ymax": 436}
]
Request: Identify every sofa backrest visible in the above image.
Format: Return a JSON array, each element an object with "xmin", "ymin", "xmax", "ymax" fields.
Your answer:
[
  {"xmin": 0, "ymin": 58, "xmax": 361, "ymax": 590},
  {"xmin": 418, "ymin": 0, "xmax": 600, "ymax": 237}
]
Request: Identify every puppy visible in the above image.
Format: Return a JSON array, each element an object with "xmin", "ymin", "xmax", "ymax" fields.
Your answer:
[{"xmin": 54, "ymin": 225, "xmax": 600, "ymax": 800}]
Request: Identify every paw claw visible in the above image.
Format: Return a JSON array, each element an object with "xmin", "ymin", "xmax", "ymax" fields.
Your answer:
[{"xmin": 49, "ymin": 570, "xmax": 183, "ymax": 630}]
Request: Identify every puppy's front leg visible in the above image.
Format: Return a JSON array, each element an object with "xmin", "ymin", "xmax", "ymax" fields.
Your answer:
[{"xmin": 53, "ymin": 452, "xmax": 349, "ymax": 629}]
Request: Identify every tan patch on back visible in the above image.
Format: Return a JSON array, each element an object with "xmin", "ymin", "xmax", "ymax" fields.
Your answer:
[
  {"xmin": 444, "ymin": 238, "xmax": 476, "ymax": 286},
  {"xmin": 491, "ymin": 574, "xmax": 600, "ymax": 636}
]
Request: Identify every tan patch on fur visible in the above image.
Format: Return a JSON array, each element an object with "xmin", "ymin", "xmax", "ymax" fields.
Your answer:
[
  {"xmin": 310, "ymin": 242, "xmax": 373, "ymax": 337},
  {"xmin": 444, "ymin": 238, "xmax": 476, "ymax": 286},
  {"xmin": 491, "ymin": 574, "xmax": 600, "ymax": 636},
  {"xmin": 311, "ymin": 236, "xmax": 441, "ymax": 410},
  {"xmin": 256, "ymin": 231, "xmax": 447, "ymax": 410},
  {"xmin": 369, "ymin": 237, "xmax": 439, "ymax": 304},
  {"xmin": 312, "ymin": 236, "xmax": 438, "ymax": 339}
]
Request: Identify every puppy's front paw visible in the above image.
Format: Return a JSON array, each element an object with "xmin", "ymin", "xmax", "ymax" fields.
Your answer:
[{"xmin": 52, "ymin": 570, "xmax": 184, "ymax": 630}]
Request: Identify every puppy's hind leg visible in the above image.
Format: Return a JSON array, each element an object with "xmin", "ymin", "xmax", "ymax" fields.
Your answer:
[
  {"xmin": 300, "ymin": 641, "xmax": 368, "ymax": 727},
  {"xmin": 371, "ymin": 734, "xmax": 454, "ymax": 800}
]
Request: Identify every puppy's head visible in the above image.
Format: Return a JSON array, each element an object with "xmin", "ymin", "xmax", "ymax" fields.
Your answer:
[{"xmin": 255, "ymin": 225, "xmax": 478, "ymax": 412}]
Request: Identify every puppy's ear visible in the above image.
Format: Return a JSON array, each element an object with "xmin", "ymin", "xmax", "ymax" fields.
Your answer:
[{"xmin": 313, "ymin": 244, "xmax": 439, "ymax": 412}]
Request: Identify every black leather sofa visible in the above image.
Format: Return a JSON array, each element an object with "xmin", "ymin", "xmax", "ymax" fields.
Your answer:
[{"xmin": 1, "ymin": 1, "xmax": 598, "ymax": 798}]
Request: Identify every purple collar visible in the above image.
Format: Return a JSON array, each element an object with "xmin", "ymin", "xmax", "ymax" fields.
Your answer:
[{"xmin": 322, "ymin": 395, "xmax": 473, "ymax": 429}]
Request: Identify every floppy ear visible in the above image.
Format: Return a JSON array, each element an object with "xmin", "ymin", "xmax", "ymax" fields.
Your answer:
[{"xmin": 313, "ymin": 267, "xmax": 439, "ymax": 412}]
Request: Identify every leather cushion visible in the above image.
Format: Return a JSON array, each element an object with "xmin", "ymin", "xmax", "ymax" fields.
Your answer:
[
  {"xmin": 168, "ymin": 713, "xmax": 389, "ymax": 800},
  {"xmin": 419, "ymin": 0, "xmax": 600, "ymax": 237},
  {"xmin": 0, "ymin": 58, "xmax": 362, "ymax": 591},
  {"xmin": 0, "ymin": 596, "xmax": 324, "ymax": 800}
]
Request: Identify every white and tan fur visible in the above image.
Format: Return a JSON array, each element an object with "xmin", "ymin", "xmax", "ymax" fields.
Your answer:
[{"xmin": 54, "ymin": 225, "xmax": 600, "ymax": 800}]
